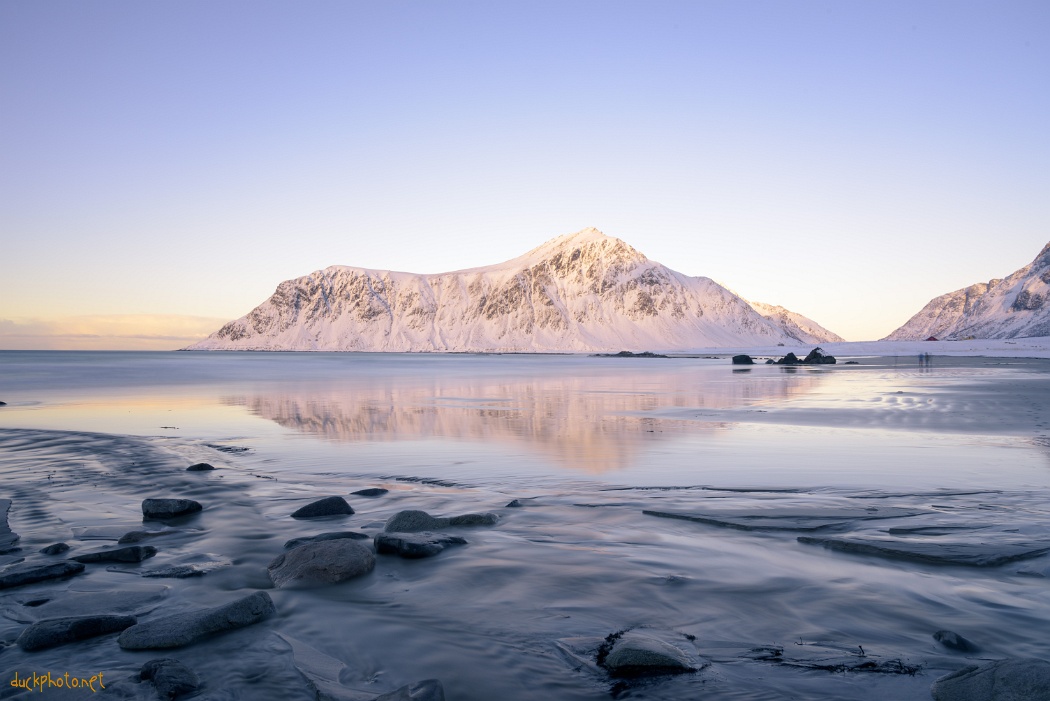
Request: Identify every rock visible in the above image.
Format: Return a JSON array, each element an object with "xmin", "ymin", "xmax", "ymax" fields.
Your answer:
[
  {"xmin": 291, "ymin": 496, "xmax": 354, "ymax": 519},
  {"xmin": 132, "ymin": 558, "xmax": 231, "ymax": 578},
  {"xmin": 140, "ymin": 658, "xmax": 200, "ymax": 699},
  {"xmin": 186, "ymin": 462, "xmax": 214, "ymax": 471},
  {"xmin": 267, "ymin": 539, "xmax": 375, "ymax": 588},
  {"xmin": 373, "ymin": 679, "xmax": 445, "ymax": 701},
  {"xmin": 845, "ymin": 360, "xmax": 860, "ymax": 365},
  {"xmin": 776, "ymin": 352, "xmax": 801, "ymax": 365},
  {"xmin": 73, "ymin": 545, "xmax": 157, "ymax": 563},
  {"xmin": 16, "ymin": 614, "xmax": 137, "ymax": 651},
  {"xmin": 506, "ymin": 499, "xmax": 523, "ymax": 507},
  {"xmin": 374, "ymin": 532, "xmax": 467, "ymax": 558},
  {"xmin": 283, "ymin": 531, "xmax": 370, "ymax": 549},
  {"xmin": 118, "ymin": 591, "xmax": 275, "ymax": 649},
  {"xmin": 351, "ymin": 488, "xmax": 389, "ymax": 497},
  {"xmin": 448, "ymin": 513, "xmax": 499, "ymax": 526},
  {"xmin": 384, "ymin": 510, "xmax": 448, "ymax": 532},
  {"xmin": 731, "ymin": 354, "xmax": 754, "ymax": 365},
  {"xmin": 0, "ymin": 499, "xmax": 19, "ymax": 554},
  {"xmin": 384, "ymin": 510, "xmax": 498, "ymax": 532},
  {"xmin": 0, "ymin": 401, "xmax": 6, "ymax": 405},
  {"xmin": 803, "ymin": 347, "xmax": 836, "ymax": 365},
  {"xmin": 934, "ymin": 630, "xmax": 979, "ymax": 653},
  {"xmin": 142, "ymin": 498, "xmax": 203, "ymax": 520},
  {"xmin": 0, "ymin": 561, "xmax": 85, "ymax": 589},
  {"xmin": 118, "ymin": 529, "xmax": 182, "ymax": 544},
  {"xmin": 930, "ymin": 658, "xmax": 1050, "ymax": 700},
  {"xmin": 40, "ymin": 542, "xmax": 70, "ymax": 555},
  {"xmin": 597, "ymin": 630, "xmax": 698, "ymax": 677}
]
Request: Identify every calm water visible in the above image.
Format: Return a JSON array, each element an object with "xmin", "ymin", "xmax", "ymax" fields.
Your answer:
[{"xmin": 1, "ymin": 351, "xmax": 1049, "ymax": 700}]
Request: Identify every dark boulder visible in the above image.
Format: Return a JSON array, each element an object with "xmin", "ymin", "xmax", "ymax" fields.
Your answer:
[
  {"xmin": 776, "ymin": 352, "xmax": 801, "ymax": 365},
  {"xmin": 118, "ymin": 591, "xmax": 275, "ymax": 649},
  {"xmin": 267, "ymin": 539, "xmax": 375, "ymax": 588},
  {"xmin": 731, "ymin": 354, "xmax": 754, "ymax": 365},
  {"xmin": 0, "ymin": 561, "xmax": 85, "ymax": 590},
  {"xmin": 374, "ymin": 532, "xmax": 467, "ymax": 559},
  {"xmin": 40, "ymin": 542, "xmax": 70, "ymax": 555},
  {"xmin": 449, "ymin": 513, "xmax": 499, "ymax": 526},
  {"xmin": 384, "ymin": 510, "xmax": 498, "ymax": 532},
  {"xmin": 186, "ymin": 463, "xmax": 214, "ymax": 472},
  {"xmin": 597, "ymin": 629, "xmax": 701, "ymax": 678},
  {"xmin": 291, "ymin": 496, "xmax": 354, "ymax": 519},
  {"xmin": 140, "ymin": 658, "xmax": 200, "ymax": 699},
  {"xmin": 506, "ymin": 499, "xmax": 523, "ymax": 507},
  {"xmin": 16, "ymin": 614, "xmax": 136, "ymax": 651},
  {"xmin": 934, "ymin": 629, "xmax": 979, "ymax": 652},
  {"xmin": 73, "ymin": 545, "xmax": 157, "ymax": 564},
  {"xmin": 142, "ymin": 499, "xmax": 202, "ymax": 521},
  {"xmin": 351, "ymin": 488, "xmax": 389, "ymax": 497},
  {"xmin": 803, "ymin": 347, "xmax": 836, "ymax": 364}
]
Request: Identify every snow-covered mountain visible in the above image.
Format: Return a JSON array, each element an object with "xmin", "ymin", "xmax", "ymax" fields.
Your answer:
[
  {"xmin": 884, "ymin": 241, "xmax": 1050, "ymax": 341},
  {"xmin": 187, "ymin": 228, "xmax": 838, "ymax": 352},
  {"xmin": 748, "ymin": 301, "xmax": 845, "ymax": 344}
]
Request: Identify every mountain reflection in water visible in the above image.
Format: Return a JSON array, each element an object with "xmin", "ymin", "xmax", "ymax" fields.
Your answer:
[{"xmin": 224, "ymin": 366, "xmax": 822, "ymax": 472}]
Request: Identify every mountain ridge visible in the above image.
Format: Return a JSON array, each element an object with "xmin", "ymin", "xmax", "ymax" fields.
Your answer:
[
  {"xmin": 884, "ymin": 240, "xmax": 1050, "ymax": 341},
  {"xmin": 187, "ymin": 228, "xmax": 842, "ymax": 352}
]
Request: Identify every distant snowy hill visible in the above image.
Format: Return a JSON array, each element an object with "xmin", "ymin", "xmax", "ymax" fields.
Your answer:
[
  {"xmin": 748, "ymin": 301, "xmax": 845, "ymax": 344},
  {"xmin": 885, "ymin": 241, "xmax": 1050, "ymax": 341},
  {"xmin": 187, "ymin": 228, "xmax": 840, "ymax": 352}
]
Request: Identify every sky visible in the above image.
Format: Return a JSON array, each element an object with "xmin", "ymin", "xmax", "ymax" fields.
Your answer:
[{"xmin": 1, "ymin": 0, "xmax": 1048, "ymax": 348}]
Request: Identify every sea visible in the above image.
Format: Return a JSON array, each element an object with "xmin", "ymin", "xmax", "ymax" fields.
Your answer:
[{"xmin": 1, "ymin": 350, "xmax": 1049, "ymax": 700}]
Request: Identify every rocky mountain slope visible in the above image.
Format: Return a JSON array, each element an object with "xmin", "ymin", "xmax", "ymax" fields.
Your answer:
[
  {"xmin": 884, "ymin": 241, "xmax": 1050, "ymax": 341},
  {"xmin": 748, "ymin": 301, "xmax": 845, "ymax": 344},
  {"xmin": 188, "ymin": 228, "xmax": 840, "ymax": 352}
]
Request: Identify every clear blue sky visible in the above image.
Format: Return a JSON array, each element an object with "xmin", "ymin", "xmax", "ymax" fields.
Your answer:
[{"xmin": 2, "ymin": 0, "xmax": 1048, "ymax": 347}]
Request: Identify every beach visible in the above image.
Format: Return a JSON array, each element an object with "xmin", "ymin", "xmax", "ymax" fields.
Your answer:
[{"xmin": 1, "ymin": 348, "xmax": 1050, "ymax": 700}]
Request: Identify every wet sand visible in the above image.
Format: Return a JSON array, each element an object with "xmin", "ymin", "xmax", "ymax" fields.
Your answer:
[{"xmin": 1, "ymin": 352, "xmax": 1049, "ymax": 699}]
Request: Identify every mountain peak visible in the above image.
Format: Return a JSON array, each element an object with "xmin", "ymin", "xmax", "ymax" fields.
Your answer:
[{"xmin": 521, "ymin": 227, "xmax": 646, "ymax": 265}]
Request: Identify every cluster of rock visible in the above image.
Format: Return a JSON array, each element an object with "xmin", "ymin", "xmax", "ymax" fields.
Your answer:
[
  {"xmin": 0, "ymin": 467, "xmax": 479, "ymax": 699},
  {"xmin": 732, "ymin": 347, "xmax": 837, "ymax": 365}
]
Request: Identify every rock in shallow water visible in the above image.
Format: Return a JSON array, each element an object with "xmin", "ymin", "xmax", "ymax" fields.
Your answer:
[
  {"xmin": 39, "ymin": 542, "xmax": 70, "ymax": 555},
  {"xmin": 17, "ymin": 614, "xmax": 137, "ymax": 651},
  {"xmin": 72, "ymin": 545, "xmax": 157, "ymax": 563},
  {"xmin": 268, "ymin": 539, "xmax": 375, "ymax": 588},
  {"xmin": 186, "ymin": 462, "xmax": 214, "ymax": 471},
  {"xmin": 934, "ymin": 629, "xmax": 979, "ymax": 652},
  {"xmin": 351, "ymin": 488, "xmax": 389, "ymax": 497},
  {"xmin": 141, "ymin": 658, "xmax": 200, "ymax": 699},
  {"xmin": 383, "ymin": 510, "xmax": 498, "ymax": 532},
  {"xmin": 597, "ymin": 630, "xmax": 700, "ymax": 678},
  {"xmin": 930, "ymin": 658, "xmax": 1050, "ymax": 700},
  {"xmin": 0, "ymin": 561, "xmax": 85, "ymax": 589},
  {"xmin": 118, "ymin": 591, "xmax": 275, "ymax": 649},
  {"xmin": 374, "ymin": 532, "xmax": 467, "ymax": 558},
  {"xmin": 292, "ymin": 496, "xmax": 354, "ymax": 519},
  {"xmin": 142, "ymin": 498, "xmax": 203, "ymax": 520}
]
